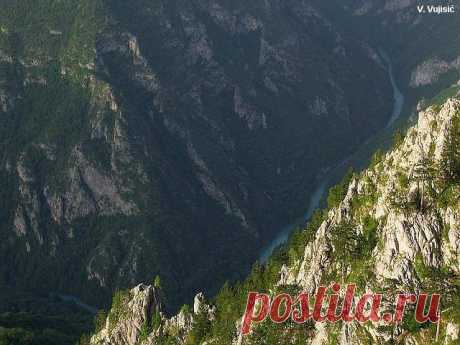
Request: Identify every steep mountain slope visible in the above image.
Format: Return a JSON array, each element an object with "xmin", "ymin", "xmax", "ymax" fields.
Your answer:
[
  {"xmin": 90, "ymin": 91, "xmax": 460, "ymax": 345},
  {"xmin": 0, "ymin": 0, "xmax": 393, "ymax": 309}
]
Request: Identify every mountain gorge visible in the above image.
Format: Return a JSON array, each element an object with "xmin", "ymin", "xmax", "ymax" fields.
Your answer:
[
  {"xmin": 1, "ymin": 1, "xmax": 460, "ymax": 344},
  {"xmin": 89, "ymin": 87, "xmax": 460, "ymax": 345},
  {"xmin": 0, "ymin": 0, "xmax": 393, "ymax": 311}
]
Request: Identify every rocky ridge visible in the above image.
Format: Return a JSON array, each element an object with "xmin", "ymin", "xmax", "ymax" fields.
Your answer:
[{"xmin": 90, "ymin": 92, "xmax": 460, "ymax": 345}]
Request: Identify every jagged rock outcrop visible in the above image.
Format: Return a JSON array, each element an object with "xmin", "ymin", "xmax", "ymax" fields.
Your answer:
[
  {"xmin": 91, "ymin": 284, "xmax": 162, "ymax": 345},
  {"xmin": 91, "ymin": 284, "xmax": 213, "ymax": 345}
]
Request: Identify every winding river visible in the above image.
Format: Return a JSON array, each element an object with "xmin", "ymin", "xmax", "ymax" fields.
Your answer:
[{"xmin": 259, "ymin": 51, "xmax": 405, "ymax": 263}]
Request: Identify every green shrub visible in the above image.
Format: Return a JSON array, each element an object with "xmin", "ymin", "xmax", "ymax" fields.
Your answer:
[
  {"xmin": 414, "ymin": 253, "xmax": 431, "ymax": 281},
  {"xmin": 138, "ymin": 320, "xmax": 151, "ymax": 343},
  {"xmin": 327, "ymin": 168, "xmax": 354, "ymax": 209},
  {"xmin": 397, "ymin": 171, "xmax": 410, "ymax": 189},
  {"xmin": 180, "ymin": 304, "xmax": 191, "ymax": 315},
  {"xmin": 369, "ymin": 149, "xmax": 384, "ymax": 169},
  {"xmin": 93, "ymin": 310, "xmax": 107, "ymax": 333},
  {"xmin": 184, "ymin": 308, "xmax": 211, "ymax": 345},
  {"xmin": 108, "ymin": 290, "xmax": 130, "ymax": 331},
  {"xmin": 361, "ymin": 216, "xmax": 379, "ymax": 255}
]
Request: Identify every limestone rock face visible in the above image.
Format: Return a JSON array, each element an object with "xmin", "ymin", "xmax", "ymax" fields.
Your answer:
[
  {"xmin": 91, "ymin": 284, "xmax": 160, "ymax": 345},
  {"xmin": 91, "ymin": 286, "xmax": 211, "ymax": 345},
  {"xmin": 410, "ymin": 57, "xmax": 460, "ymax": 88}
]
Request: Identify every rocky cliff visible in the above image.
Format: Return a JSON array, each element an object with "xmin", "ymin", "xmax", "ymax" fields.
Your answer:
[{"xmin": 90, "ymin": 90, "xmax": 460, "ymax": 344}]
